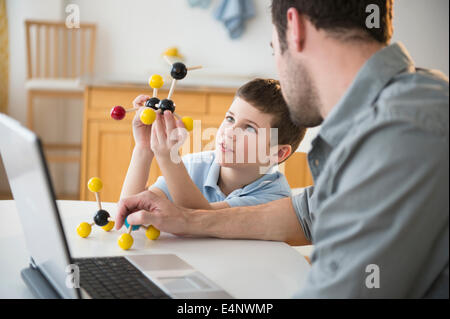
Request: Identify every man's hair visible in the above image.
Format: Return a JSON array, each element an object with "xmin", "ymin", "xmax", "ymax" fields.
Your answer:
[
  {"xmin": 272, "ymin": 0, "xmax": 394, "ymax": 52},
  {"xmin": 236, "ymin": 78, "xmax": 307, "ymax": 161}
]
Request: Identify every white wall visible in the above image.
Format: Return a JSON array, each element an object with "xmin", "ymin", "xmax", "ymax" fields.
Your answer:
[
  {"xmin": 69, "ymin": 0, "xmax": 449, "ymax": 80},
  {"xmin": 2, "ymin": 0, "xmax": 449, "ymax": 193},
  {"xmin": 69, "ymin": 0, "xmax": 277, "ymax": 78},
  {"xmin": 393, "ymin": 0, "xmax": 449, "ymax": 76}
]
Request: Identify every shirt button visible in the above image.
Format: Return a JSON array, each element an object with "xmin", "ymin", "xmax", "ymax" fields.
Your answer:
[{"xmin": 314, "ymin": 159, "xmax": 320, "ymax": 167}]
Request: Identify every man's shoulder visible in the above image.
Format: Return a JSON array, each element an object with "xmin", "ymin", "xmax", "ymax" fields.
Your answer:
[
  {"xmin": 381, "ymin": 67, "xmax": 449, "ymax": 102},
  {"xmin": 373, "ymin": 68, "xmax": 449, "ymax": 137},
  {"xmin": 336, "ymin": 68, "xmax": 449, "ymax": 181}
]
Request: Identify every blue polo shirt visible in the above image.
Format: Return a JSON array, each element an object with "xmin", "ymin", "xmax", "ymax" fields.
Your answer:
[{"xmin": 151, "ymin": 151, "xmax": 292, "ymax": 207}]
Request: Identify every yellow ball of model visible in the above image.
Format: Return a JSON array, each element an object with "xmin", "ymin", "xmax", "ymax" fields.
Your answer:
[
  {"xmin": 140, "ymin": 108, "xmax": 157, "ymax": 125},
  {"xmin": 76, "ymin": 222, "xmax": 92, "ymax": 238},
  {"xmin": 149, "ymin": 74, "xmax": 164, "ymax": 89},
  {"xmin": 102, "ymin": 221, "xmax": 115, "ymax": 232},
  {"xmin": 146, "ymin": 225, "xmax": 160, "ymax": 240},
  {"xmin": 87, "ymin": 177, "xmax": 103, "ymax": 193},
  {"xmin": 117, "ymin": 233, "xmax": 134, "ymax": 250},
  {"xmin": 181, "ymin": 117, "xmax": 194, "ymax": 132}
]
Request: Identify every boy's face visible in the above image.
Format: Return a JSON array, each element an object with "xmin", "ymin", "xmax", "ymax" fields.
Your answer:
[{"xmin": 215, "ymin": 97, "xmax": 278, "ymax": 169}]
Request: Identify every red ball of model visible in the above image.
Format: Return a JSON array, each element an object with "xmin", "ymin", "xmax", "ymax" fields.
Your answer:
[{"xmin": 110, "ymin": 106, "xmax": 126, "ymax": 120}]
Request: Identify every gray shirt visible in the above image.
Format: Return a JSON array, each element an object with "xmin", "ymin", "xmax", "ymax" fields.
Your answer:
[{"xmin": 292, "ymin": 42, "xmax": 449, "ymax": 298}]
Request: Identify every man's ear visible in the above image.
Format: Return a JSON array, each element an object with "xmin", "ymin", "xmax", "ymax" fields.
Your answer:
[
  {"xmin": 286, "ymin": 8, "xmax": 307, "ymax": 52},
  {"xmin": 276, "ymin": 144, "xmax": 292, "ymax": 163}
]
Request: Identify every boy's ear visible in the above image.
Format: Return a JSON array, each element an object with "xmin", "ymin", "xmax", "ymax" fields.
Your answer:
[{"xmin": 276, "ymin": 145, "xmax": 292, "ymax": 163}]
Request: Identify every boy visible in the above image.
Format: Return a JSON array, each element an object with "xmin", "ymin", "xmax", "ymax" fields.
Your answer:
[{"xmin": 119, "ymin": 79, "xmax": 306, "ymax": 211}]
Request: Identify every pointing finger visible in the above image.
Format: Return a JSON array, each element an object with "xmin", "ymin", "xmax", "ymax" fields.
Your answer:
[
  {"xmin": 127, "ymin": 210, "xmax": 156, "ymax": 226},
  {"xmin": 115, "ymin": 191, "xmax": 160, "ymax": 230}
]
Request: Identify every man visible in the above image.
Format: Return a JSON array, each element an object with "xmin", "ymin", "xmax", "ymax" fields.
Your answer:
[{"xmin": 116, "ymin": 0, "xmax": 449, "ymax": 298}]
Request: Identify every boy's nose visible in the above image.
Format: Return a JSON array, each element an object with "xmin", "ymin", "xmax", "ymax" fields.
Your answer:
[{"xmin": 223, "ymin": 127, "xmax": 237, "ymax": 140}]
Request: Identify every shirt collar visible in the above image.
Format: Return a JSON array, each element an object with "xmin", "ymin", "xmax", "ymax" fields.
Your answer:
[
  {"xmin": 204, "ymin": 154, "xmax": 279, "ymax": 196},
  {"xmin": 204, "ymin": 155, "xmax": 221, "ymax": 190},
  {"xmin": 319, "ymin": 42, "xmax": 416, "ymax": 148},
  {"xmin": 239, "ymin": 168, "xmax": 279, "ymax": 196}
]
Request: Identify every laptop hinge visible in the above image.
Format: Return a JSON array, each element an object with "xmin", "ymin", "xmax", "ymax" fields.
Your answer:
[
  {"xmin": 30, "ymin": 257, "xmax": 38, "ymax": 269},
  {"xmin": 21, "ymin": 258, "xmax": 62, "ymax": 299}
]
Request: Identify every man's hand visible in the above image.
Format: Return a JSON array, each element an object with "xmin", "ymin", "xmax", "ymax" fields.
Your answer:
[{"xmin": 115, "ymin": 190, "xmax": 192, "ymax": 236}]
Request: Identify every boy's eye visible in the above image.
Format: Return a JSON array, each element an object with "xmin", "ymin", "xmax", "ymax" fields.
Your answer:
[
  {"xmin": 225, "ymin": 116, "xmax": 234, "ymax": 123},
  {"xmin": 246, "ymin": 126, "xmax": 257, "ymax": 133}
]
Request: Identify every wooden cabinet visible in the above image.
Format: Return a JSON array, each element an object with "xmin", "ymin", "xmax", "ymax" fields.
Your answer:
[
  {"xmin": 80, "ymin": 120, "xmax": 134, "ymax": 202},
  {"xmin": 80, "ymin": 85, "xmax": 313, "ymax": 202}
]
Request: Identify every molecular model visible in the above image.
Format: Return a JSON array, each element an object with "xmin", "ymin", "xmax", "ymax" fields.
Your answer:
[
  {"xmin": 117, "ymin": 217, "xmax": 160, "ymax": 251},
  {"xmin": 76, "ymin": 177, "xmax": 161, "ymax": 250},
  {"xmin": 109, "ymin": 57, "xmax": 203, "ymax": 132},
  {"xmin": 79, "ymin": 57, "xmax": 203, "ymax": 250},
  {"xmin": 76, "ymin": 177, "xmax": 115, "ymax": 238}
]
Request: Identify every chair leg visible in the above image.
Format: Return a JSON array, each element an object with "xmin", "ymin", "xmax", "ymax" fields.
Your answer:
[{"xmin": 27, "ymin": 91, "xmax": 34, "ymax": 130}]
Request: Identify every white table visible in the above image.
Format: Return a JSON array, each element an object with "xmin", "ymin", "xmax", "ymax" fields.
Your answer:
[{"xmin": 0, "ymin": 200, "xmax": 310, "ymax": 299}]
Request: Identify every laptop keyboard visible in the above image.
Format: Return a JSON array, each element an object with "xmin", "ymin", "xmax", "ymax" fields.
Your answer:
[{"xmin": 73, "ymin": 257, "xmax": 171, "ymax": 299}]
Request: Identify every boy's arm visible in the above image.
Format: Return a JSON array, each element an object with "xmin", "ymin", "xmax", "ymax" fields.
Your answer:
[
  {"xmin": 152, "ymin": 178, "xmax": 230, "ymax": 210},
  {"xmin": 120, "ymin": 146, "xmax": 153, "ymax": 199},
  {"xmin": 148, "ymin": 186, "xmax": 168, "ymax": 200},
  {"xmin": 157, "ymin": 156, "xmax": 213, "ymax": 209},
  {"xmin": 210, "ymin": 202, "xmax": 231, "ymax": 209},
  {"xmin": 120, "ymin": 95, "xmax": 154, "ymax": 199},
  {"xmin": 152, "ymin": 111, "xmax": 213, "ymax": 210}
]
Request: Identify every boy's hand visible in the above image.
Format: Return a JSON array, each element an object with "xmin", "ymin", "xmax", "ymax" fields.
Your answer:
[
  {"xmin": 132, "ymin": 95, "xmax": 153, "ymax": 151},
  {"xmin": 151, "ymin": 111, "xmax": 188, "ymax": 161}
]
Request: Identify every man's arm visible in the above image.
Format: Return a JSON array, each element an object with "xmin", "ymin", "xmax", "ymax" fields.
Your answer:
[
  {"xmin": 187, "ymin": 197, "xmax": 311, "ymax": 245},
  {"xmin": 115, "ymin": 192, "xmax": 311, "ymax": 246}
]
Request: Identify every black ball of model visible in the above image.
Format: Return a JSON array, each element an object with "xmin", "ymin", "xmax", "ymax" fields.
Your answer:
[
  {"xmin": 94, "ymin": 210, "xmax": 110, "ymax": 227},
  {"xmin": 171, "ymin": 62, "xmax": 188, "ymax": 80},
  {"xmin": 159, "ymin": 99, "xmax": 175, "ymax": 113},
  {"xmin": 145, "ymin": 97, "xmax": 160, "ymax": 110}
]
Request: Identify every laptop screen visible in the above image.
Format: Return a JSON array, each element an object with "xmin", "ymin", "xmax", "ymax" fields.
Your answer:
[{"xmin": 0, "ymin": 115, "xmax": 79, "ymax": 299}]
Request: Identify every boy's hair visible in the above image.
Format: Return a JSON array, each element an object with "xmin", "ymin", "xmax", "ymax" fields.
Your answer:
[
  {"xmin": 271, "ymin": 0, "xmax": 394, "ymax": 53},
  {"xmin": 236, "ymin": 78, "xmax": 307, "ymax": 162}
]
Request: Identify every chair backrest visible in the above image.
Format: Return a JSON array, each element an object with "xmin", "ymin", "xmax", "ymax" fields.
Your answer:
[{"xmin": 25, "ymin": 20, "xmax": 96, "ymax": 80}]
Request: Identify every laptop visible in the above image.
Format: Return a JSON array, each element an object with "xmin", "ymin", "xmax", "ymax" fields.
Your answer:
[{"xmin": 0, "ymin": 114, "xmax": 232, "ymax": 299}]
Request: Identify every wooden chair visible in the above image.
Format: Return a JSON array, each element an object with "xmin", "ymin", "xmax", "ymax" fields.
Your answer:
[{"xmin": 25, "ymin": 20, "xmax": 96, "ymax": 162}]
